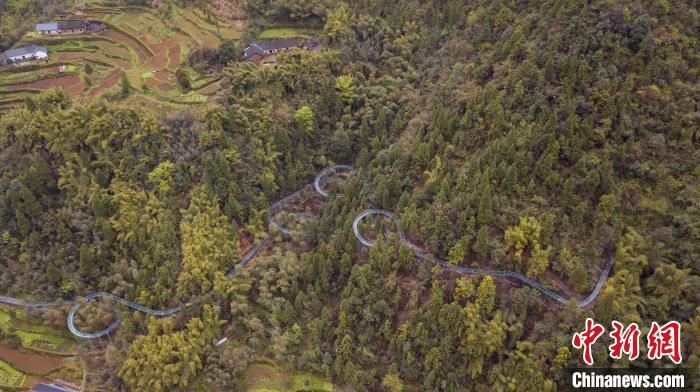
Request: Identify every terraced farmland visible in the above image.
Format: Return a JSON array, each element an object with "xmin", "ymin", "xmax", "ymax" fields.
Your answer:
[
  {"xmin": 244, "ymin": 361, "xmax": 338, "ymax": 392},
  {"xmin": 0, "ymin": 5, "xmax": 245, "ymax": 110},
  {"xmin": 0, "ymin": 359, "xmax": 26, "ymax": 389},
  {"xmin": 0, "ymin": 307, "xmax": 79, "ymax": 389},
  {"xmin": 0, "ymin": 308, "xmax": 76, "ymax": 355}
]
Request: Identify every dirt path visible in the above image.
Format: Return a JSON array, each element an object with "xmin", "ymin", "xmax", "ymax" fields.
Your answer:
[{"xmin": 0, "ymin": 344, "xmax": 63, "ymax": 375}]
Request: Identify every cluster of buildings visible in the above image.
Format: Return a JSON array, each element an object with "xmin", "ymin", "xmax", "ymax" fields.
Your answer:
[
  {"xmin": 35, "ymin": 20, "xmax": 105, "ymax": 36},
  {"xmin": 243, "ymin": 37, "xmax": 320, "ymax": 62},
  {"xmin": 4, "ymin": 17, "xmax": 318, "ymax": 66},
  {"xmin": 1, "ymin": 20, "xmax": 105, "ymax": 65},
  {"xmin": 3, "ymin": 15, "xmax": 320, "ymax": 67}
]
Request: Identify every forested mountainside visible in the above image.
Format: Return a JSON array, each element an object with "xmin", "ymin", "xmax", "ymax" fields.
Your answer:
[
  {"xmin": 0, "ymin": 0, "xmax": 698, "ymax": 390},
  {"xmin": 0, "ymin": 0, "xmax": 69, "ymax": 49}
]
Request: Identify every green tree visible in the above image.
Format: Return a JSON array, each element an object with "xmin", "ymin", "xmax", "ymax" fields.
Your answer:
[
  {"xmin": 147, "ymin": 161, "xmax": 176, "ymax": 196},
  {"xmin": 295, "ymin": 105, "xmax": 315, "ymax": 135},
  {"xmin": 324, "ymin": 5, "xmax": 351, "ymax": 44},
  {"xmin": 119, "ymin": 72, "xmax": 131, "ymax": 97},
  {"xmin": 477, "ymin": 186, "xmax": 493, "ymax": 226},
  {"xmin": 473, "ymin": 226, "xmax": 490, "ymax": 257},
  {"xmin": 175, "ymin": 68, "xmax": 191, "ymax": 91},
  {"xmin": 382, "ymin": 366, "xmax": 404, "ymax": 392},
  {"xmin": 527, "ymin": 244, "xmax": 549, "ymax": 278},
  {"xmin": 218, "ymin": 39, "xmax": 238, "ymax": 63},
  {"xmin": 551, "ymin": 347, "xmax": 572, "ymax": 371},
  {"xmin": 454, "ymin": 276, "xmax": 474, "ymax": 303},
  {"xmin": 475, "ymin": 276, "xmax": 496, "ymax": 316},
  {"xmin": 448, "ymin": 237, "xmax": 468, "ymax": 265},
  {"xmin": 335, "ymin": 75, "xmax": 356, "ymax": 105}
]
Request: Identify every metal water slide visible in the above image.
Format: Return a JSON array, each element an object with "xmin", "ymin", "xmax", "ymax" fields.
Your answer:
[
  {"xmin": 1, "ymin": 165, "xmax": 614, "ymax": 338},
  {"xmin": 0, "ymin": 166, "xmax": 352, "ymax": 338},
  {"xmin": 352, "ymin": 208, "xmax": 613, "ymax": 308}
]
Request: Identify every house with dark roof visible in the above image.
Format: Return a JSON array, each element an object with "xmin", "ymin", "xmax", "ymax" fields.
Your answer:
[
  {"xmin": 36, "ymin": 20, "xmax": 92, "ymax": 35},
  {"xmin": 30, "ymin": 383, "xmax": 76, "ymax": 392},
  {"xmin": 243, "ymin": 38, "xmax": 320, "ymax": 62},
  {"xmin": 2, "ymin": 45, "xmax": 49, "ymax": 63}
]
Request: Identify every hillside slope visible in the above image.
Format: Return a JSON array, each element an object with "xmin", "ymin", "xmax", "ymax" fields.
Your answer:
[{"xmin": 0, "ymin": 0, "xmax": 698, "ymax": 391}]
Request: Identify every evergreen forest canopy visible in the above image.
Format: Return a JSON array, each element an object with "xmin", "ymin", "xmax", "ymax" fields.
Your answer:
[{"xmin": 0, "ymin": 0, "xmax": 698, "ymax": 390}]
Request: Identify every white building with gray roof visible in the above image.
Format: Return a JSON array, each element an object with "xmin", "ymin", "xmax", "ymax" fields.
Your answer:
[{"xmin": 2, "ymin": 45, "xmax": 49, "ymax": 63}]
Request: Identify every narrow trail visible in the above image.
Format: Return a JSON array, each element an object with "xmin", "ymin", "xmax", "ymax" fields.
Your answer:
[{"xmin": 0, "ymin": 166, "xmax": 614, "ymax": 339}]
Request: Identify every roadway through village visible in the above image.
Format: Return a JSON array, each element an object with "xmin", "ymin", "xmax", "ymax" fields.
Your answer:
[{"xmin": 0, "ymin": 165, "xmax": 614, "ymax": 339}]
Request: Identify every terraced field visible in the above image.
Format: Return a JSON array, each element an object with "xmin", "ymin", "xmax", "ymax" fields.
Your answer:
[
  {"xmin": 0, "ymin": 359, "xmax": 26, "ymax": 389},
  {"xmin": 0, "ymin": 308, "xmax": 76, "ymax": 356},
  {"xmin": 244, "ymin": 361, "xmax": 338, "ymax": 392},
  {"xmin": 0, "ymin": 4, "xmax": 245, "ymax": 110},
  {"xmin": 0, "ymin": 307, "xmax": 78, "ymax": 389}
]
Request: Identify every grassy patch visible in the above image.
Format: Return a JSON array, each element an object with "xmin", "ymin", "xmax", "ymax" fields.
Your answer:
[
  {"xmin": 258, "ymin": 28, "xmax": 319, "ymax": 39},
  {"xmin": 0, "ymin": 93, "xmax": 32, "ymax": 104},
  {"xmin": 125, "ymin": 69, "xmax": 144, "ymax": 89},
  {"xmin": 111, "ymin": 13, "xmax": 126, "ymax": 24},
  {"xmin": 0, "ymin": 360, "xmax": 25, "ymax": 389},
  {"xmin": 0, "ymin": 64, "xmax": 82, "ymax": 87},
  {"xmin": 190, "ymin": 76, "xmax": 218, "ymax": 90},
  {"xmin": 244, "ymin": 361, "xmax": 337, "ymax": 392},
  {"xmin": 47, "ymin": 40, "xmax": 90, "ymax": 51},
  {"xmin": 20, "ymin": 36, "xmax": 128, "ymax": 52},
  {"xmin": 16, "ymin": 330, "xmax": 75, "ymax": 354},
  {"xmin": 173, "ymin": 8, "xmax": 220, "ymax": 47},
  {"xmin": 179, "ymin": 91, "xmax": 207, "ymax": 103},
  {"xmin": 120, "ymin": 12, "xmax": 172, "ymax": 42}
]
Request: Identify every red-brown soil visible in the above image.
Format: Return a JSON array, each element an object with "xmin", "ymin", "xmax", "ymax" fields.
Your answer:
[
  {"xmin": 101, "ymin": 30, "xmax": 149, "ymax": 64},
  {"xmin": 54, "ymin": 52, "xmax": 86, "ymax": 61},
  {"xmin": 152, "ymin": 70, "xmax": 169, "ymax": 82},
  {"xmin": 66, "ymin": 80, "xmax": 87, "ymax": 97},
  {"xmin": 167, "ymin": 44, "xmax": 181, "ymax": 70},
  {"xmin": 158, "ymin": 82, "xmax": 175, "ymax": 91},
  {"xmin": 244, "ymin": 362, "xmax": 286, "ymax": 387},
  {"xmin": 8, "ymin": 74, "xmax": 83, "ymax": 92},
  {"xmin": 144, "ymin": 76, "xmax": 160, "ymax": 89},
  {"xmin": 148, "ymin": 36, "xmax": 178, "ymax": 56},
  {"xmin": 197, "ymin": 81, "xmax": 220, "ymax": 95},
  {"xmin": 148, "ymin": 54, "xmax": 167, "ymax": 68},
  {"xmin": 142, "ymin": 37, "xmax": 181, "ymax": 72},
  {"xmin": 89, "ymin": 69, "xmax": 121, "ymax": 96},
  {"xmin": 0, "ymin": 344, "xmax": 63, "ymax": 374},
  {"xmin": 138, "ymin": 33, "xmax": 156, "ymax": 47}
]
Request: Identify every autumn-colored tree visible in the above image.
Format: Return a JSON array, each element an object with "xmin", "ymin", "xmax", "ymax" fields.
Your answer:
[
  {"xmin": 118, "ymin": 306, "xmax": 221, "ymax": 391},
  {"xmin": 177, "ymin": 188, "xmax": 239, "ymax": 299}
]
